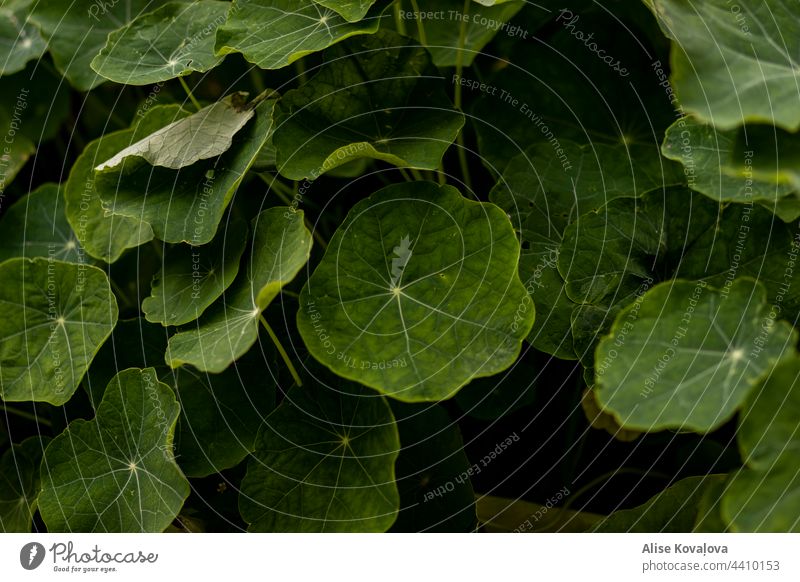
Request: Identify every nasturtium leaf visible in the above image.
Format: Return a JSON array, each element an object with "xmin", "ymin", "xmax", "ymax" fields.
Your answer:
[
  {"xmin": 471, "ymin": 3, "xmax": 676, "ymax": 171},
  {"xmin": 723, "ymin": 457, "xmax": 800, "ymax": 532},
  {"xmin": 239, "ymin": 383, "xmax": 400, "ymax": 532},
  {"xmin": 314, "ymin": 0, "xmax": 376, "ymax": 22},
  {"xmin": 595, "ymin": 278, "xmax": 797, "ymax": 432},
  {"xmin": 65, "ymin": 105, "xmax": 192, "ymax": 263},
  {"xmin": 214, "ymin": 0, "xmax": 382, "ymax": 70},
  {"xmin": 91, "ymin": 1, "xmax": 229, "ymax": 86},
  {"xmin": 0, "ymin": 436, "xmax": 49, "ymax": 532},
  {"xmin": 273, "ymin": 30, "xmax": 465, "ymax": 180},
  {"xmin": 593, "ymin": 475, "xmax": 726, "ymax": 532},
  {"xmin": 297, "ymin": 181, "xmax": 533, "ymax": 402},
  {"xmin": 693, "ymin": 476, "xmax": 730, "ymax": 533},
  {"xmin": 0, "ymin": 0, "xmax": 46, "ymax": 76},
  {"xmin": 650, "ymin": 0, "xmax": 800, "ymax": 130},
  {"xmin": 0, "ymin": 183, "xmax": 83, "ymax": 263},
  {"xmin": 662, "ymin": 116, "xmax": 794, "ymax": 204},
  {"xmin": 738, "ymin": 359, "xmax": 800, "ymax": 471},
  {"xmin": 38, "ymin": 368, "xmax": 190, "ymax": 532},
  {"xmin": 96, "ymin": 94, "xmax": 254, "ymax": 171},
  {"xmin": 0, "ymin": 258, "xmax": 118, "ymax": 405},
  {"xmin": 30, "ymin": 0, "xmax": 170, "ymax": 90},
  {"xmin": 95, "ymin": 98, "xmax": 276, "ymax": 245},
  {"xmin": 142, "ymin": 217, "xmax": 247, "ymax": 326},
  {"xmin": 166, "ymin": 207, "xmax": 312, "ymax": 373},
  {"xmin": 580, "ymin": 388, "xmax": 640, "ymax": 442},
  {"xmin": 170, "ymin": 352, "xmax": 277, "ymax": 478},
  {"xmin": 390, "ymin": 403, "xmax": 476, "ymax": 532},
  {"xmin": 491, "ymin": 141, "xmax": 682, "ymax": 358},
  {"xmin": 0, "ymin": 132, "xmax": 33, "ymax": 189},
  {"xmin": 399, "ymin": 0, "xmax": 523, "ymax": 67}
]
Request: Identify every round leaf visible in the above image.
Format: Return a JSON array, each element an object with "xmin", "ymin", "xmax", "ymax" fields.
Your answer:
[{"xmin": 297, "ymin": 181, "xmax": 534, "ymax": 402}]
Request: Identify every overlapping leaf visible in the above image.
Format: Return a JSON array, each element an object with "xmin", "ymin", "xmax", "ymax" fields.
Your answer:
[
  {"xmin": 239, "ymin": 383, "xmax": 400, "ymax": 532},
  {"xmin": 297, "ymin": 181, "xmax": 533, "ymax": 402},
  {"xmin": 273, "ymin": 30, "xmax": 465, "ymax": 180},
  {"xmin": 91, "ymin": 1, "xmax": 229, "ymax": 85},
  {"xmin": 0, "ymin": 258, "xmax": 118, "ymax": 405},
  {"xmin": 38, "ymin": 368, "xmax": 190, "ymax": 532},
  {"xmin": 0, "ymin": 0, "xmax": 45, "ymax": 76},
  {"xmin": 166, "ymin": 207, "xmax": 312, "ymax": 372}
]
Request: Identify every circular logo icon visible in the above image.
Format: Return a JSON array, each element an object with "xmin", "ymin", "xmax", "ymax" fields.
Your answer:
[{"xmin": 20, "ymin": 542, "xmax": 46, "ymax": 570}]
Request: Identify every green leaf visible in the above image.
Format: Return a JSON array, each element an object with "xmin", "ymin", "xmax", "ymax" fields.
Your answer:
[
  {"xmin": 0, "ymin": 436, "xmax": 49, "ymax": 532},
  {"xmin": 297, "ymin": 181, "xmax": 533, "ymax": 402},
  {"xmin": 314, "ymin": 0, "xmax": 377, "ymax": 22},
  {"xmin": 0, "ymin": 258, "xmax": 118, "ymax": 405},
  {"xmin": 95, "ymin": 98, "xmax": 276, "ymax": 244},
  {"xmin": 91, "ymin": 1, "xmax": 229, "ymax": 85},
  {"xmin": 477, "ymin": 494, "xmax": 600, "ymax": 533},
  {"xmin": 166, "ymin": 207, "xmax": 312, "ymax": 373},
  {"xmin": 38, "ymin": 368, "xmax": 190, "ymax": 532},
  {"xmin": 142, "ymin": 217, "xmax": 248, "ymax": 326},
  {"xmin": 0, "ymin": 0, "xmax": 46, "ymax": 76},
  {"xmin": 239, "ymin": 383, "xmax": 400, "ymax": 532},
  {"xmin": 0, "ymin": 62, "xmax": 71, "ymax": 143},
  {"xmin": 723, "ymin": 458, "xmax": 800, "ymax": 532},
  {"xmin": 170, "ymin": 353, "xmax": 277, "ymax": 478},
  {"xmin": 0, "ymin": 132, "xmax": 34, "ymax": 189},
  {"xmin": 0, "ymin": 183, "xmax": 83, "ymax": 264},
  {"xmin": 390, "ymin": 403, "xmax": 476, "ymax": 532},
  {"xmin": 491, "ymin": 141, "xmax": 682, "ymax": 358},
  {"xmin": 273, "ymin": 30, "xmax": 465, "ymax": 180},
  {"xmin": 400, "ymin": 0, "xmax": 523, "ymax": 67},
  {"xmin": 214, "ymin": 0, "xmax": 382, "ymax": 70},
  {"xmin": 65, "ymin": 106, "xmax": 192, "ymax": 263},
  {"xmin": 593, "ymin": 475, "xmax": 726, "ymax": 532},
  {"xmin": 30, "ymin": 0, "xmax": 170, "ymax": 90},
  {"xmin": 651, "ymin": 0, "xmax": 800, "ymax": 130},
  {"xmin": 662, "ymin": 116, "xmax": 795, "ymax": 204},
  {"xmin": 96, "ymin": 94, "xmax": 254, "ymax": 171},
  {"xmin": 595, "ymin": 278, "xmax": 797, "ymax": 432},
  {"xmin": 738, "ymin": 359, "xmax": 800, "ymax": 470}
]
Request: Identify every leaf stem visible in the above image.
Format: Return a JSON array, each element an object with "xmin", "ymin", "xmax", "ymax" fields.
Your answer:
[
  {"xmin": 258, "ymin": 174, "xmax": 328, "ymax": 250},
  {"xmin": 294, "ymin": 58, "xmax": 308, "ymax": 85},
  {"xmin": 0, "ymin": 404, "xmax": 53, "ymax": 427},
  {"xmin": 409, "ymin": 168, "xmax": 425, "ymax": 181},
  {"xmin": 178, "ymin": 76, "xmax": 202, "ymax": 111},
  {"xmin": 393, "ymin": 0, "xmax": 407, "ymax": 36},
  {"xmin": 398, "ymin": 168, "xmax": 414, "ymax": 182},
  {"xmin": 409, "ymin": 0, "xmax": 427, "ymax": 45},
  {"xmin": 259, "ymin": 315, "xmax": 303, "ymax": 387},
  {"xmin": 454, "ymin": 0, "xmax": 473, "ymax": 193}
]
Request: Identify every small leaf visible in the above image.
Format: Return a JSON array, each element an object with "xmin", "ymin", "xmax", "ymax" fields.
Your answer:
[
  {"xmin": 0, "ymin": 183, "xmax": 83, "ymax": 264},
  {"xmin": 0, "ymin": 258, "xmax": 118, "ymax": 405},
  {"xmin": 214, "ymin": 0, "xmax": 382, "ymax": 70},
  {"xmin": 595, "ymin": 279, "xmax": 797, "ymax": 432},
  {"xmin": 273, "ymin": 30, "xmax": 465, "ymax": 180},
  {"xmin": 239, "ymin": 383, "xmax": 400, "ymax": 532},
  {"xmin": 94, "ymin": 98, "xmax": 276, "ymax": 245},
  {"xmin": 297, "ymin": 181, "xmax": 534, "ymax": 402},
  {"xmin": 0, "ymin": 0, "xmax": 46, "ymax": 76},
  {"xmin": 91, "ymin": 1, "xmax": 229, "ymax": 86},
  {"xmin": 0, "ymin": 436, "xmax": 49, "ymax": 532},
  {"xmin": 166, "ymin": 207, "xmax": 312, "ymax": 373},
  {"xmin": 38, "ymin": 368, "xmax": 190, "ymax": 532},
  {"xmin": 30, "ymin": 0, "xmax": 171, "ymax": 90},
  {"xmin": 142, "ymin": 217, "xmax": 248, "ymax": 326},
  {"xmin": 95, "ymin": 94, "xmax": 254, "ymax": 171},
  {"xmin": 650, "ymin": 0, "xmax": 800, "ymax": 130}
]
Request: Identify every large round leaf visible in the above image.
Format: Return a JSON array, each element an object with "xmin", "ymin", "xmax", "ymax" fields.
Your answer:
[
  {"xmin": 239, "ymin": 383, "xmax": 400, "ymax": 532},
  {"xmin": 0, "ymin": 183, "xmax": 82, "ymax": 264},
  {"xmin": 297, "ymin": 181, "xmax": 534, "ymax": 402},
  {"xmin": 91, "ymin": 1, "xmax": 229, "ymax": 85},
  {"xmin": 38, "ymin": 368, "xmax": 190, "ymax": 532},
  {"xmin": 273, "ymin": 30, "xmax": 465, "ymax": 180},
  {"xmin": 214, "ymin": 0, "xmax": 381, "ymax": 70},
  {"xmin": 0, "ymin": 258, "xmax": 118, "ymax": 405},
  {"xmin": 595, "ymin": 278, "xmax": 797, "ymax": 432},
  {"xmin": 650, "ymin": 0, "xmax": 800, "ymax": 130},
  {"xmin": 166, "ymin": 207, "xmax": 312, "ymax": 373}
]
